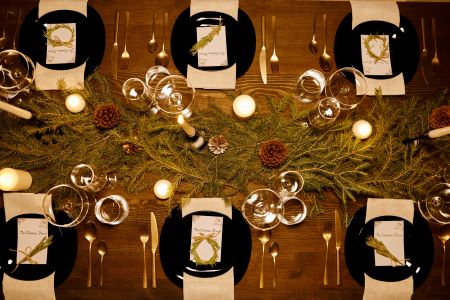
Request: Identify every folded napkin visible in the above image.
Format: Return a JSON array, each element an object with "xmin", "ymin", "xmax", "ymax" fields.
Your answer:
[
  {"xmin": 35, "ymin": 0, "xmax": 88, "ymax": 90},
  {"xmin": 363, "ymin": 198, "xmax": 414, "ymax": 300},
  {"xmin": 182, "ymin": 198, "xmax": 234, "ymax": 300},
  {"xmin": 2, "ymin": 193, "xmax": 56, "ymax": 300},
  {"xmin": 187, "ymin": 0, "xmax": 238, "ymax": 90},
  {"xmin": 350, "ymin": 1, "xmax": 405, "ymax": 96}
]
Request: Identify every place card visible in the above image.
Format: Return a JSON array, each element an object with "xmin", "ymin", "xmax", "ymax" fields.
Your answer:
[
  {"xmin": 360, "ymin": 34, "xmax": 393, "ymax": 76},
  {"xmin": 373, "ymin": 220, "xmax": 405, "ymax": 267},
  {"xmin": 189, "ymin": 215, "xmax": 223, "ymax": 263},
  {"xmin": 16, "ymin": 218, "xmax": 49, "ymax": 264},
  {"xmin": 45, "ymin": 23, "xmax": 77, "ymax": 64},
  {"xmin": 196, "ymin": 26, "xmax": 228, "ymax": 67}
]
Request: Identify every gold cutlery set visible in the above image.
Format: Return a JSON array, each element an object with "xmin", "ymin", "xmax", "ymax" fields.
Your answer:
[
  {"xmin": 309, "ymin": 13, "xmax": 332, "ymax": 72},
  {"xmin": 420, "ymin": 17, "xmax": 441, "ymax": 84},
  {"xmin": 0, "ymin": 9, "xmax": 21, "ymax": 51},
  {"xmin": 259, "ymin": 15, "xmax": 279, "ymax": 84},
  {"xmin": 322, "ymin": 210, "xmax": 342, "ymax": 286},
  {"xmin": 140, "ymin": 212, "xmax": 159, "ymax": 289},
  {"xmin": 257, "ymin": 230, "xmax": 279, "ymax": 288}
]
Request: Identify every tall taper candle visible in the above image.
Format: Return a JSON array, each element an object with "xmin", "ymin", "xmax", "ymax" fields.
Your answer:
[{"xmin": 177, "ymin": 114, "xmax": 195, "ymax": 137}]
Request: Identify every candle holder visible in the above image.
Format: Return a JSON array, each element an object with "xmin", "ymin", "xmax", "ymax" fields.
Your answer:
[{"xmin": 183, "ymin": 129, "xmax": 208, "ymax": 151}]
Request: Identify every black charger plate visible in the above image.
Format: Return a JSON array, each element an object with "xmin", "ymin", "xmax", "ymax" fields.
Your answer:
[
  {"xmin": 0, "ymin": 209, "xmax": 77, "ymax": 286},
  {"xmin": 334, "ymin": 13, "xmax": 419, "ymax": 83},
  {"xmin": 345, "ymin": 206, "xmax": 433, "ymax": 288},
  {"xmin": 160, "ymin": 205, "xmax": 252, "ymax": 287},
  {"xmin": 18, "ymin": 5, "xmax": 105, "ymax": 77},
  {"xmin": 171, "ymin": 8, "xmax": 255, "ymax": 78}
]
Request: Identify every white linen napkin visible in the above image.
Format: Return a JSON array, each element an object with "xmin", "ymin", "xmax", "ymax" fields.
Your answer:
[
  {"xmin": 35, "ymin": 0, "xmax": 88, "ymax": 90},
  {"xmin": 187, "ymin": 0, "xmax": 238, "ymax": 90},
  {"xmin": 363, "ymin": 198, "xmax": 414, "ymax": 300},
  {"xmin": 182, "ymin": 198, "xmax": 234, "ymax": 300},
  {"xmin": 2, "ymin": 193, "xmax": 56, "ymax": 300},
  {"xmin": 350, "ymin": 1, "xmax": 405, "ymax": 96}
]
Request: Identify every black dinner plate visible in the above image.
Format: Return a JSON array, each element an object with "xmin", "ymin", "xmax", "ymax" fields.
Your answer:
[
  {"xmin": 171, "ymin": 8, "xmax": 255, "ymax": 78},
  {"xmin": 160, "ymin": 205, "xmax": 252, "ymax": 287},
  {"xmin": 345, "ymin": 206, "xmax": 433, "ymax": 288},
  {"xmin": 334, "ymin": 13, "xmax": 420, "ymax": 84},
  {"xmin": 18, "ymin": 5, "xmax": 105, "ymax": 77},
  {"xmin": 0, "ymin": 209, "xmax": 77, "ymax": 286}
]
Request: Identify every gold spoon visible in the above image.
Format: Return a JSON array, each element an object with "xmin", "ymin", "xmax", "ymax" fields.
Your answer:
[
  {"xmin": 319, "ymin": 13, "xmax": 332, "ymax": 72},
  {"xmin": 269, "ymin": 242, "xmax": 279, "ymax": 288},
  {"xmin": 438, "ymin": 224, "xmax": 450, "ymax": 286},
  {"xmin": 84, "ymin": 221, "xmax": 97, "ymax": 288},
  {"xmin": 147, "ymin": 12, "xmax": 157, "ymax": 53},
  {"xmin": 431, "ymin": 18, "xmax": 440, "ymax": 68},
  {"xmin": 97, "ymin": 240, "xmax": 107, "ymax": 287},
  {"xmin": 308, "ymin": 14, "xmax": 318, "ymax": 54},
  {"xmin": 257, "ymin": 230, "xmax": 271, "ymax": 288},
  {"xmin": 155, "ymin": 12, "xmax": 169, "ymax": 67},
  {"xmin": 0, "ymin": 9, "xmax": 10, "ymax": 50}
]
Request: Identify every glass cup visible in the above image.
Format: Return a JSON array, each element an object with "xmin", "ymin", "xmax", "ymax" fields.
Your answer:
[
  {"xmin": 122, "ymin": 78, "xmax": 150, "ymax": 110},
  {"xmin": 153, "ymin": 75, "xmax": 194, "ymax": 118},
  {"xmin": 42, "ymin": 184, "xmax": 91, "ymax": 227},
  {"xmin": 70, "ymin": 164, "xmax": 117, "ymax": 193},
  {"xmin": 276, "ymin": 196, "xmax": 307, "ymax": 225},
  {"xmin": 95, "ymin": 195, "xmax": 129, "ymax": 225},
  {"xmin": 273, "ymin": 171, "xmax": 305, "ymax": 198},
  {"xmin": 418, "ymin": 183, "xmax": 450, "ymax": 224},
  {"xmin": 307, "ymin": 97, "xmax": 341, "ymax": 128},
  {"xmin": 242, "ymin": 188, "xmax": 283, "ymax": 230},
  {"xmin": 325, "ymin": 67, "xmax": 367, "ymax": 110},
  {"xmin": 0, "ymin": 50, "xmax": 35, "ymax": 99},
  {"xmin": 294, "ymin": 69, "xmax": 326, "ymax": 104}
]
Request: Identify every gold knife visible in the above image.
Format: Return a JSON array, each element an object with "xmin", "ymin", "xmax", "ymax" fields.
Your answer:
[
  {"xmin": 111, "ymin": 10, "xmax": 120, "ymax": 79},
  {"xmin": 335, "ymin": 209, "xmax": 342, "ymax": 286},
  {"xmin": 150, "ymin": 212, "xmax": 159, "ymax": 289},
  {"xmin": 259, "ymin": 15, "xmax": 267, "ymax": 84}
]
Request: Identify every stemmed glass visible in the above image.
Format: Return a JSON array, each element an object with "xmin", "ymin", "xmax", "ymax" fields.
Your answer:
[
  {"xmin": 153, "ymin": 75, "xmax": 195, "ymax": 118},
  {"xmin": 0, "ymin": 49, "xmax": 35, "ymax": 99},
  {"xmin": 273, "ymin": 171, "xmax": 307, "ymax": 225},
  {"xmin": 70, "ymin": 164, "xmax": 117, "ymax": 193},
  {"xmin": 418, "ymin": 183, "xmax": 450, "ymax": 224},
  {"xmin": 325, "ymin": 67, "xmax": 367, "ymax": 110},
  {"xmin": 307, "ymin": 97, "xmax": 341, "ymax": 128},
  {"xmin": 242, "ymin": 189, "xmax": 283, "ymax": 231}
]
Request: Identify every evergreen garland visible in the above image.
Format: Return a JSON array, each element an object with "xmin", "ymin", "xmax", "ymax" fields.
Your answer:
[{"xmin": 0, "ymin": 74, "xmax": 449, "ymax": 222}]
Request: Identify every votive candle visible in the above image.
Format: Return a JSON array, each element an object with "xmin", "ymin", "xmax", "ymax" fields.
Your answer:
[
  {"xmin": 177, "ymin": 115, "xmax": 196, "ymax": 137},
  {"xmin": 153, "ymin": 179, "xmax": 173, "ymax": 200},
  {"xmin": 352, "ymin": 120, "xmax": 373, "ymax": 139},
  {"xmin": 65, "ymin": 93, "xmax": 86, "ymax": 113},
  {"xmin": 233, "ymin": 95, "xmax": 256, "ymax": 119},
  {"xmin": 0, "ymin": 168, "xmax": 33, "ymax": 191}
]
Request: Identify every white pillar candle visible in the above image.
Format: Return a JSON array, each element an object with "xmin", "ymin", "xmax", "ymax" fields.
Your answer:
[
  {"xmin": 428, "ymin": 126, "xmax": 450, "ymax": 138},
  {"xmin": 352, "ymin": 120, "xmax": 373, "ymax": 139},
  {"xmin": 153, "ymin": 179, "xmax": 173, "ymax": 200},
  {"xmin": 0, "ymin": 100, "xmax": 33, "ymax": 119},
  {"xmin": 177, "ymin": 115, "xmax": 196, "ymax": 137},
  {"xmin": 0, "ymin": 168, "xmax": 33, "ymax": 191},
  {"xmin": 65, "ymin": 93, "xmax": 86, "ymax": 113},
  {"xmin": 233, "ymin": 95, "xmax": 256, "ymax": 119}
]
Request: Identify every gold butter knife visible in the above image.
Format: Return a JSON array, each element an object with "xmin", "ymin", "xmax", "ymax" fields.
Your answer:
[
  {"xmin": 111, "ymin": 10, "xmax": 120, "ymax": 79},
  {"xmin": 335, "ymin": 209, "xmax": 343, "ymax": 286},
  {"xmin": 150, "ymin": 212, "xmax": 159, "ymax": 289},
  {"xmin": 259, "ymin": 15, "xmax": 267, "ymax": 84}
]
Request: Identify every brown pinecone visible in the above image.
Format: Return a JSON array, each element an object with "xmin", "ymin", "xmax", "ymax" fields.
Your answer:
[
  {"xmin": 259, "ymin": 139, "xmax": 288, "ymax": 168},
  {"xmin": 429, "ymin": 105, "xmax": 450, "ymax": 129},
  {"xmin": 93, "ymin": 103, "xmax": 121, "ymax": 129}
]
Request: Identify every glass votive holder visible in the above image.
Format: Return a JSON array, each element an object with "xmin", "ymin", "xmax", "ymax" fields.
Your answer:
[
  {"xmin": 95, "ymin": 195, "xmax": 129, "ymax": 225},
  {"xmin": 294, "ymin": 69, "xmax": 326, "ymax": 104},
  {"xmin": 70, "ymin": 164, "xmax": 117, "ymax": 193},
  {"xmin": 307, "ymin": 97, "xmax": 341, "ymax": 128},
  {"xmin": 277, "ymin": 196, "xmax": 307, "ymax": 225},
  {"xmin": 325, "ymin": 67, "xmax": 367, "ymax": 110},
  {"xmin": 273, "ymin": 171, "xmax": 304, "ymax": 198}
]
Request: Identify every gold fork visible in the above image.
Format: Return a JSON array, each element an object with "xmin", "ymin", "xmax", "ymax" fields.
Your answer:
[
  {"xmin": 270, "ymin": 15, "xmax": 279, "ymax": 73},
  {"xmin": 140, "ymin": 225, "xmax": 149, "ymax": 288},
  {"xmin": 120, "ymin": 11, "xmax": 130, "ymax": 69},
  {"xmin": 322, "ymin": 221, "xmax": 332, "ymax": 286}
]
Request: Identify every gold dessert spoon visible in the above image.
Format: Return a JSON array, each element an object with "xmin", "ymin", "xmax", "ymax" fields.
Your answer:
[
  {"xmin": 438, "ymin": 224, "xmax": 450, "ymax": 286},
  {"xmin": 147, "ymin": 12, "xmax": 157, "ymax": 53},
  {"xmin": 97, "ymin": 240, "xmax": 107, "ymax": 287},
  {"xmin": 257, "ymin": 230, "xmax": 271, "ymax": 288},
  {"xmin": 269, "ymin": 242, "xmax": 279, "ymax": 288},
  {"xmin": 155, "ymin": 12, "xmax": 169, "ymax": 67},
  {"xmin": 84, "ymin": 221, "xmax": 97, "ymax": 288},
  {"xmin": 319, "ymin": 13, "xmax": 332, "ymax": 72}
]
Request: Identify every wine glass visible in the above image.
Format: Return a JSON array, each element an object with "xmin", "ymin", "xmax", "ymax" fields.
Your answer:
[
  {"xmin": 122, "ymin": 77, "xmax": 150, "ymax": 110},
  {"xmin": 273, "ymin": 171, "xmax": 305, "ymax": 198},
  {"xmin": 418, "ymin": 183, "xmax": 450, "ymax": 224},
  {"xmin": 153, "ymin": 75, "xmax": 194, "ymax": 118},
  {"xmin": 307, "ymin": 97, "xmax": 341, "ymax": 128},
  {"xmin": 242, "ymin": 189, "xmax": 283, "ymax": 230},
  {"xmin": 70, "ymin": 164, "xmax": 117, "ymax": 193},
  {"xmin": 145, "ymin": 65, "xmax": 170, "ymax": 95},
  {"xmin": 0, "ymin": 49, "xmax": 35, "ymax": 99},
  {"xmin": 325, "ymin": 67, "xmax": 367, "ymax": 110},
  {"xmin": 42, "ymin": 184, "xmax": 91, "ymax": 227}
]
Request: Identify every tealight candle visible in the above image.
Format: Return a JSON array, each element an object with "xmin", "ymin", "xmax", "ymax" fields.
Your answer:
[
  {"xmin": 233, "ymin": 95, "xmax": 256, "ymax": 119},
  {"xmin": 65, "ymin": 93, "xmax": 86, "ymax": 113},
  {"xmin": 0, "ymin": 168, "xmax": 32, "ymax": 191},
  {"xmin": 352, "ymin": 120, "xmax": 373, "ymax": 139},
  {"xmin": 177, "ymin": 115, "xmax": 196, "ymax": 137},
  {"xmin": 153, "ymin": 179, "xmax": 173, "ymax": 200}
]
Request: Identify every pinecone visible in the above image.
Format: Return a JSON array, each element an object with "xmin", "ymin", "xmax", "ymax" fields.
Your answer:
[
  {"xmin": 93, "ymin": 103, "xmax": 121, "ymax": 129},
  {"xmin": 259, "ymin": 139, "xmax": 288, "ymax": 168},
  {"xmin": 208, "ymin": 135, "xmax": 228, "ymax": 155},
  {"xmin": 429, "ymin": 105, "xmax": 450, "ymax": 129}
]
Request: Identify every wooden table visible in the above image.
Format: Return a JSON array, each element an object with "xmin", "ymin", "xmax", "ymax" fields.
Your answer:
[{"xmin": 1, "ymin": 1, "xmax": 450, "ymax": 299}]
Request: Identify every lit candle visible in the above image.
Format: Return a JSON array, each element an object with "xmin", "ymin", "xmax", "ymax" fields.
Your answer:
[
  {"xmin": 233, "ymin": 95, "xmax": 256, "ymax": 119},
  {"xmin": 352, "ymin": 120, "xmax": 373, "ymax": 139},
  {"xmin": 0, "ymin": 168, "xmax": 33, "ymax": 191},
  {"xmin": 65, "ymin": 93, "xmax": 86, "ymax": 113},
  {"xmin": 153, "ymin": 179, "xmax": 173, "ymax": 200},
  {"xmin": 177, "ymin": 115, "xmax": 196, "ymax": 137}
]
